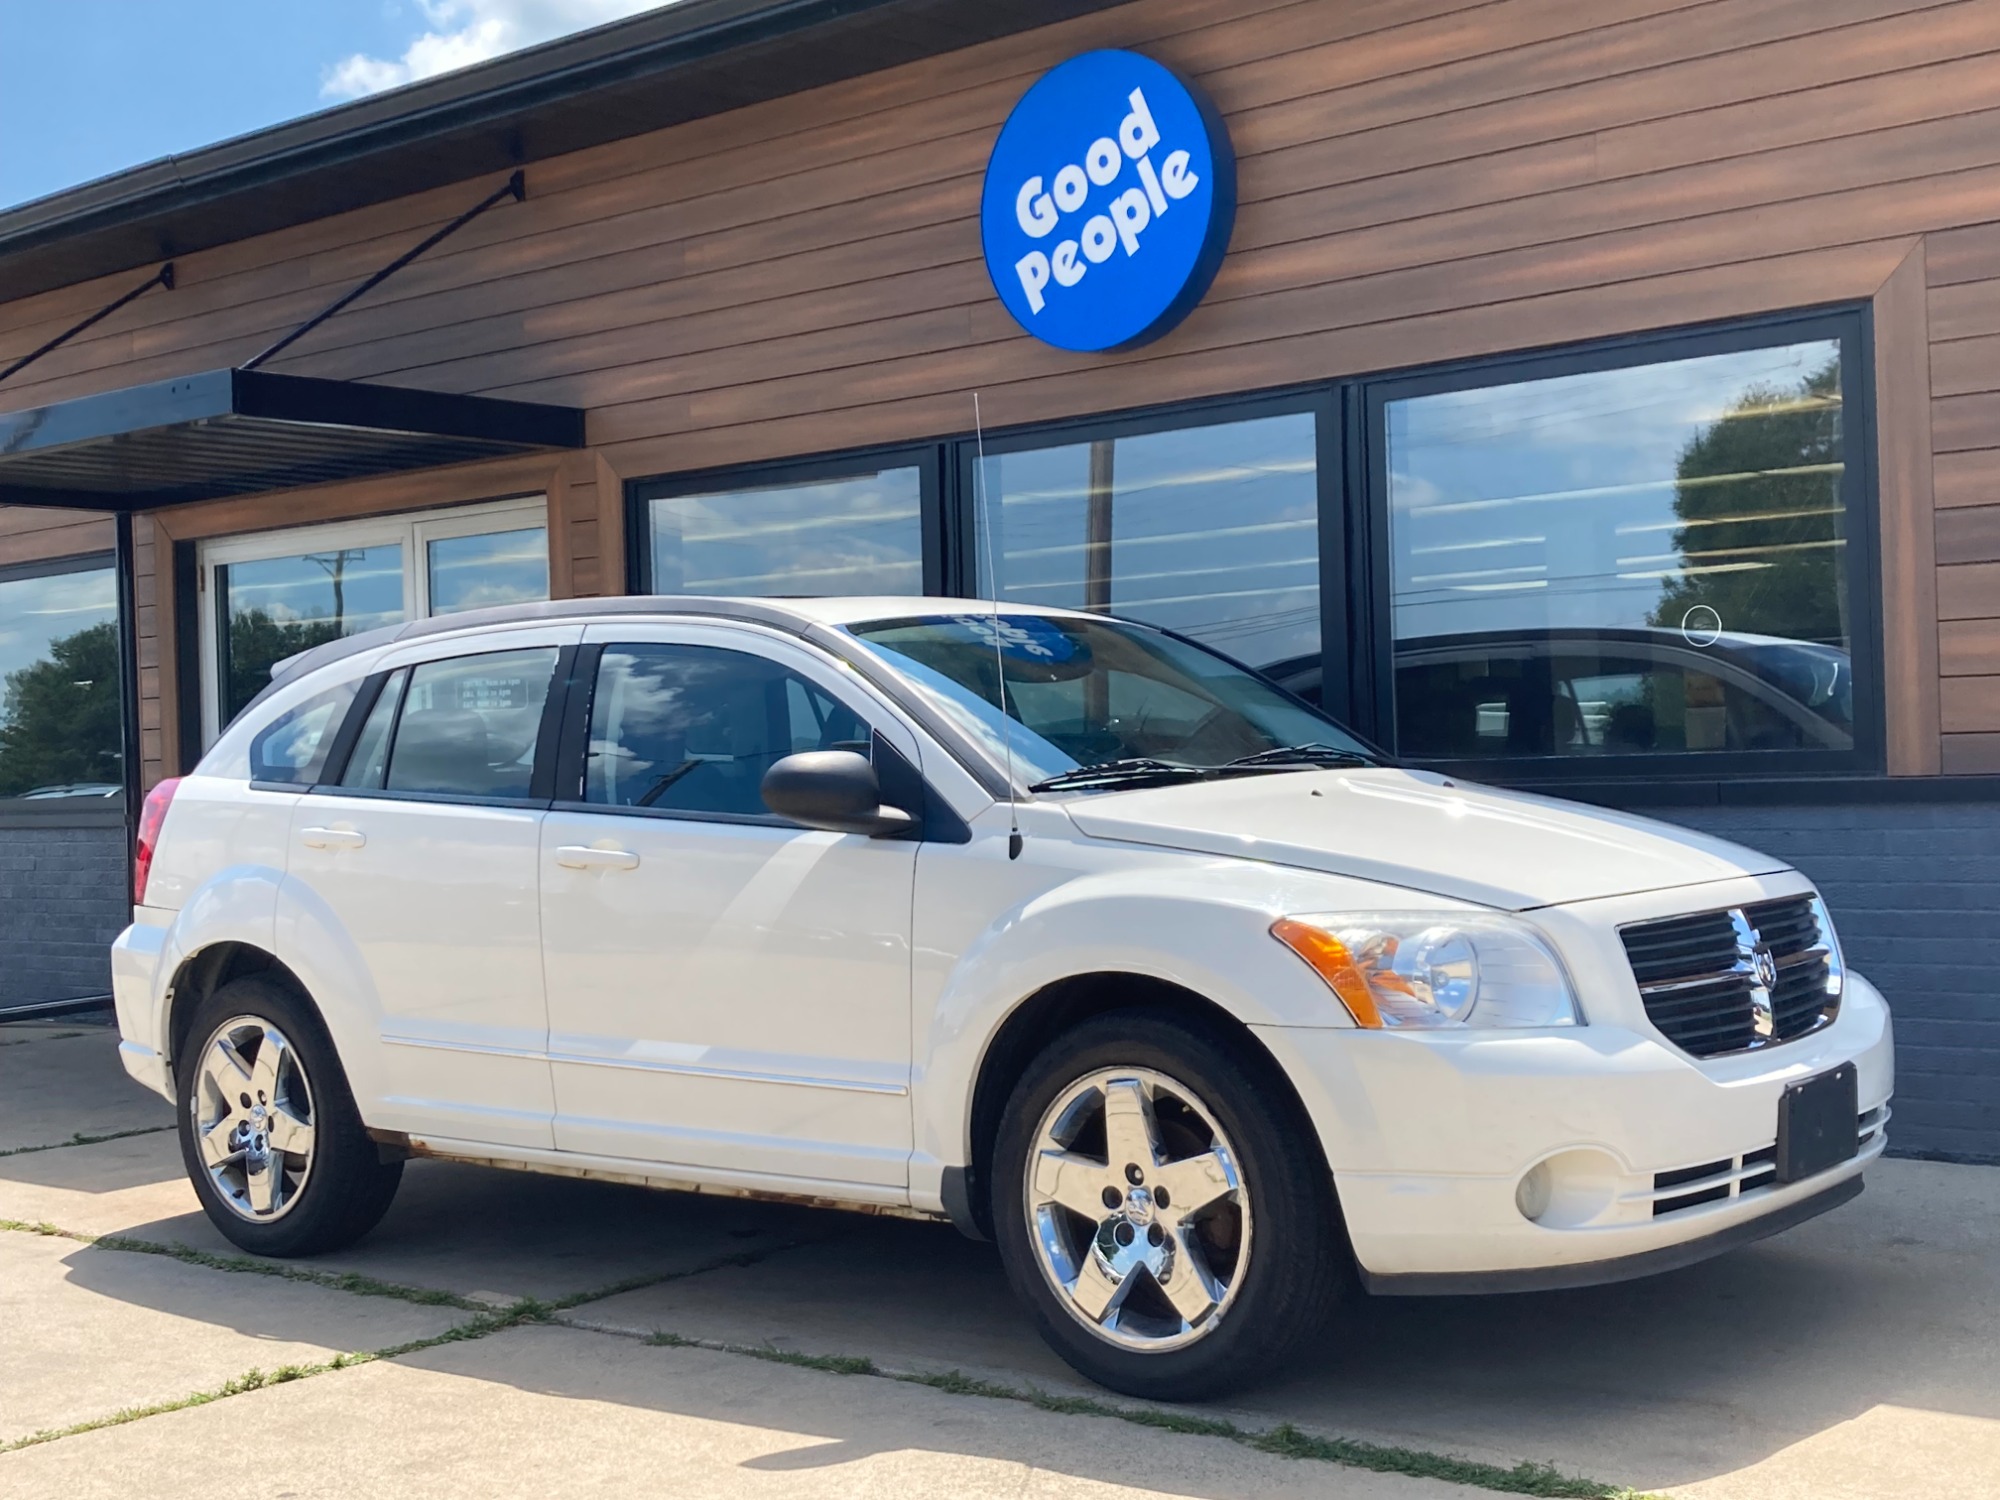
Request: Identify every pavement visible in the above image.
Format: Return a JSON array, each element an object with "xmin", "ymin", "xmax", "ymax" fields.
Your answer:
[{"xmin": 2, "ymin": 1018, "xmax": 1996, "ymax": 1499}]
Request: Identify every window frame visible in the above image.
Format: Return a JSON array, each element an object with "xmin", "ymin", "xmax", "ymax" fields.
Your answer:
[
  {"xmin": 1354, "ymin": 306, "xmax": 1884, "ymax": 783},
  {"xmin": 197, "ymin": 494, "xmax": 549, "ymax": 745},
  {"xmin": 628, "ymin": 445, "xmax": 944, "ymax": 598}
]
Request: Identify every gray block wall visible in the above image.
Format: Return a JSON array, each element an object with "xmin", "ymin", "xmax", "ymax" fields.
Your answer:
[
  {"xmin": 1652, "ymin": 800, "xmax": 2000, "ymax": 1166},
  {"xmin": 0, "ymin": 818, "xmax": 126, "ymax": 1012}
]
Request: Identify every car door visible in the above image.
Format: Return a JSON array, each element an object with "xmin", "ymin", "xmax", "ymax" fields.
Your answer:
[
  {"xmin": 538, "ymin": 622, "xmax": 920, "ymax": 1191},
  {"xmin": 284, "ymin": 626, "xmax": 579, "ymax": 1149}
]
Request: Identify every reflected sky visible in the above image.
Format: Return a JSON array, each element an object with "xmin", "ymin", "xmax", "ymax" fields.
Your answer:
[
  {"xmin": 651, "ymin": 471, "xmax": 924, "ymax": 596},
  {"xmin": 223, "ymin": 545, "xmax": 406, "ymax": 635},
  {"xmin": 1387, "ymin": 341, "xmax": 1845, "ymax": 645},
  {"xmin": 975, "ymin": 412, "xmax": 1319, "ymax": 673},
  {"xmin": 0, "ymin": 566, "xmax": 116, "ymax": 694},
  {"xmin": 428, "ymin": 527, "xmax": 550, "ymax": 615}
]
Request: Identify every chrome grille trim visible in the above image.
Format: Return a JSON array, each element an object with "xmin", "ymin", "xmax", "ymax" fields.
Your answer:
[{"xmin": 1620, "ymin": 893, "xmax": 1842, "ymax": 1059}]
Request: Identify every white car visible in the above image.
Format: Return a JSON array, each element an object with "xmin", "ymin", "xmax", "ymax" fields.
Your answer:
[{"xmin": 111, "ymin": 597, "xmax": 1892, "ymax": 1399}]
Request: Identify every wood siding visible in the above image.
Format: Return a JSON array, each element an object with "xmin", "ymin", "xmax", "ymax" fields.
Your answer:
[{"xmin": 4, "ymin": 0, "xmax": 2000, "ymax": 781}]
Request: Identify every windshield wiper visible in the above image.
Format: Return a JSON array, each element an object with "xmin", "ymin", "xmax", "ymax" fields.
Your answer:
[
  {"xmin": 1028, "ymin": 758, "xmax": 1212, "ymax": 793},
  {"xmin": 1217, "ymin": 743, "xmax": 1377, "ymax": 771}
]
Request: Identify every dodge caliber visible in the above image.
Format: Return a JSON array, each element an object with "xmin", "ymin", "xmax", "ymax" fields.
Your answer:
[{"xmin": 111, "ymin": 597, "xmax": 1892, "ymax": 1398}]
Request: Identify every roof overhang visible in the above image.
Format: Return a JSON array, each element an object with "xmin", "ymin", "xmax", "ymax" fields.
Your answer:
[
  {"xmin": 0, "ymin": 369, "xmax": 585, "ymax": 512},
  {"xmin": 0, "ymin": 0, "xmax": 1129, "ymax": 302}
]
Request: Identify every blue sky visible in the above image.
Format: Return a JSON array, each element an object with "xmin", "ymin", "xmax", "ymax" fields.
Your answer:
[{"xmin": 0, "ymin": 1, "xmax": 669, "ymax": 211}]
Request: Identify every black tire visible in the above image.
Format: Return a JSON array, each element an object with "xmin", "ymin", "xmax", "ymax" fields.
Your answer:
[
  {"xmin": 175, "ymin": 974, "xmax": 402, "ymax": 1257},
  {"xmin": 990, "ymin": 1007, "xmax": 1347, "ymax": 1401}
]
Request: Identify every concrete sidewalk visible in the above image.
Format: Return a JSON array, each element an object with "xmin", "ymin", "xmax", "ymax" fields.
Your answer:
[{"xmin": 3, "ymin": 1018, "xmax": 1996, "ymax": 1498}]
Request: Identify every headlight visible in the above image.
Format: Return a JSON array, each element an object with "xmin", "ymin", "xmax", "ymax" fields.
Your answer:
[{"xmin": 1271, "ymin": 912, "xmax": 1578, "ymax": 1029}]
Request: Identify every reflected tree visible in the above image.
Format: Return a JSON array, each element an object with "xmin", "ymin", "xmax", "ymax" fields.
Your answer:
[
  {"xmin": 1652, "ymin": 357, "xmax": 1847, "ymax": 646},
  {"xmin": 223, "ymin": 608, "xmax": 344, "ymax": 724},
  {"xmin": 0, "ymin": 621, "xmax": 121, "ymax": 796}
]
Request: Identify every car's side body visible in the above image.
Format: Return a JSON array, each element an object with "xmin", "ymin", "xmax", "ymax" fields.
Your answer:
[{"xmin": 113, "ymin": 596, "xmax": 1893, "ymax": 1300}]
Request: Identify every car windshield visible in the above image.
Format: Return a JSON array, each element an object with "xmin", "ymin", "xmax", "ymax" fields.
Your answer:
[{"xmin": 846, "ymin": 612, "xmax": 1374, "ymax": 789}]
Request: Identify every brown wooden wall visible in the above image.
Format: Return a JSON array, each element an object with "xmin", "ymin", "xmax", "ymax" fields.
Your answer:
[{"xmin": 3, "ymin": 0, "xmax": 2000, "ymax": 783}]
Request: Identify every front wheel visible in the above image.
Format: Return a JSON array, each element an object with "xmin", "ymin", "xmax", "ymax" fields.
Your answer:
[
  {"xmin": 176, "ymin": 975, "xmax": 402, "ymax": 1257},
  {"xmin": 991, "ymin": 1009, "xmax": 1347, "ymax": 1401}
]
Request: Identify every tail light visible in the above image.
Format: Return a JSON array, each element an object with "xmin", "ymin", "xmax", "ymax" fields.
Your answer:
[{"xmin": 133, "ymin": 777, "xmax": 182, "ymax": 905}]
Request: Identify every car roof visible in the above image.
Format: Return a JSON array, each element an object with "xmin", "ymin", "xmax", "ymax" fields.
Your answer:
[{"xmin": 267, "ymin": 594, "xmax": 1094, "ymax": 691}]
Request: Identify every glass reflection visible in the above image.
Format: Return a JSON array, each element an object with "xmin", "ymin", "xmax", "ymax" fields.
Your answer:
[
  {"xmin": 1386, "ymin": 340, "xmax": 1853, "ymax": 759},
  {"xmin": 650, "ymin": 469, "xmax": 923, "ymax": 596},
  {"xmin": 428, "ymin": 527, "xmax": 549, "ymax": 615},
  {"xmin": 973, "ymin": 412, "xmax": 1320, "ymax": 693},
  {"xmin": 219, "ymin": 544, "xmax": 404, "ymax": 725},
  {"xmin": 0, "ymin": 565, "xmax": 120, "ymax": 799}
]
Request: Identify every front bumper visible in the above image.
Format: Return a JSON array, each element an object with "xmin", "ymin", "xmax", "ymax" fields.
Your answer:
[{"xmin": 1256, "ymin": 971, "xmax": 1893, "ymax": 1289}]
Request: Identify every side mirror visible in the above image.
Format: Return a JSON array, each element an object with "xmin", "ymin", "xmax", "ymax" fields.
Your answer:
[{"xmin": 760, "ymin": 750, "xmax": 914, "ymax": 837}]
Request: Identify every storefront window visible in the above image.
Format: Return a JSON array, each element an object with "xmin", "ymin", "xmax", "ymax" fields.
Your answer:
[
  {"xmin": 1384, "ymin": 336, "xmax": 1857, "ymax": 763},
  {"xmin": 972, "ymin": 410, "xmax": 1320, "ymax": 691},
  {"xmin": 0, "ymin": 558, "xmax": 121, "ymax": 800},
  {"xmin": 647, "ymin": 466, "xmax": 924, "ymax": 596},
  {"xmin": 201, "ymin": 497, "xmax": 548, "ymax": 740},
  {"xmin": 217, "ymin": 545, "xmax": 404, "ymax": 726}
]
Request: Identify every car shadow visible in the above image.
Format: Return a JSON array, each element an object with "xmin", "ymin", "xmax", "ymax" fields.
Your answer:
[{"xmin": 28, "ymin": 1148, "xmax": 2000, "ymax": 1494}]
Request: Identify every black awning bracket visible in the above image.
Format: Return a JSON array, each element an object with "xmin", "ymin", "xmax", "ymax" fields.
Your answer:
[
  {"xmin": 240, "ymin": 170, "xmax": 525, "ymax": 372},
  {"xmin": 0, "ymin": 262, "xmax": 174, "ymax": 389}
]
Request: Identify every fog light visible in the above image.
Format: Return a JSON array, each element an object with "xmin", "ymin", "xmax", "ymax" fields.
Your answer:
[{"xmin": 1515, "ymin": 1161, "xmax": 1553, "ymax": 1222}]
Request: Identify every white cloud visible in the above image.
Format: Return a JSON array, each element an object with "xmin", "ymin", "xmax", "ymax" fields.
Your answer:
[{"xmin": 322, "ymin": 0, "xmax": 672, "ymax": 100}]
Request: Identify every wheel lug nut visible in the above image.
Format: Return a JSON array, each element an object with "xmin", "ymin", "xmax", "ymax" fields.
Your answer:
[
  {"xmin": 1148, "ymin": 1225, "xmax": 1164, "ymax": 1247},
  {"xmin": 239, "ymin": 1093, "xmax": 251, "ymax": 1109},
  {"xmin": 1101, "ymin": 1186, "xmax": 1122, "ymax": 1210},
  {"xmin": 1155, "ymin": 1186, "xmax": 1170, "ymax": 1209},
  {"xmin": 1114, "ymin": 1222, "xmax": 1135, "ymax": 1246},
  {"xmin": 1124, "ymin": 1163, "xmax": 1144, "ymax": 1185}
]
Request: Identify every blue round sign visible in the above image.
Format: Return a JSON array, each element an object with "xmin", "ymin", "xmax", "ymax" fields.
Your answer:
[{"xmin": 981, "ymin": 50, "xmax": 1235, "ymax": 353}]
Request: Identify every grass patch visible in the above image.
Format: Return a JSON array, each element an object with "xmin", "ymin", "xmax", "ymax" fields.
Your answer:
[
  {"xmin": 0, "ymin": 1125, "xmax": 173, "ymax": 1159},
  {"xmin": 0, "ymin": 1219, "xmax": 481, "ymax": 1311},
  {"xmin": 628, "ymin": 1328, "xmax": 1652, "ymax": 1500}
]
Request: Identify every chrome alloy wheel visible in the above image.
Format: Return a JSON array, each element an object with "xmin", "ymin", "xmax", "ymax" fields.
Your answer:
[
  {"xmin": 1024, "ymin": 1067, "xmax": 1251, "ymax": 1352},
  {"xmin": 188, "ymin": 1016, "xmax": 317, "ymax": 1222}
]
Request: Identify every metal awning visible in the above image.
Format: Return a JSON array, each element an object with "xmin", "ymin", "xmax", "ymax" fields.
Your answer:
[{"xmin": 0, "ymin": 368, "xmax": 585, "ymax": 512}]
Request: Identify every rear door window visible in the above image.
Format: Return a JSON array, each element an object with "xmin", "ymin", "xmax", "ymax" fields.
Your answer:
[
  {"xmin": 383, "ymin": 648, "xmax": 559, "ymax": 799},
  {"xmin": 585, "ymin": 643, "xmax": 868, "ymax": 817}
]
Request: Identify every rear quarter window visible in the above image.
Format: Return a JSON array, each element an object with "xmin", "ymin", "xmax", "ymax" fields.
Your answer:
[{"xmin": 247, "ymin": 681, "xmax": 359, "ymax": 787}]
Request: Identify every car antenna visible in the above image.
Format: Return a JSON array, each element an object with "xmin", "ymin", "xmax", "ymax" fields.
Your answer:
[{"xmin": 973, "ymin": 391, "xmax": 1024, "ymax": 860}]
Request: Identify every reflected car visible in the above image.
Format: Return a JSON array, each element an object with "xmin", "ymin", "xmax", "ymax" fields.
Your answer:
[
  {"xmin": 1265, "ymin": 627, "xmax": 1852, "ymax": 760},
  {"xmin": 110, "ymin": 599, "xmax": 1890, "ymax": 1400}
]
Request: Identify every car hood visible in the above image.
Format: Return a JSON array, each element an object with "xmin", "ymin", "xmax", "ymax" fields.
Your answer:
[{"xmin": 1060, "ymin": 767, "xmax": 1788, "ymax": 911}]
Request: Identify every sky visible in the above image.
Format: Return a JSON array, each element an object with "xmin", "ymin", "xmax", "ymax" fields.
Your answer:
[{"xmin": 0, "ymin": 0, "xmax": 672, "ymax": 211}]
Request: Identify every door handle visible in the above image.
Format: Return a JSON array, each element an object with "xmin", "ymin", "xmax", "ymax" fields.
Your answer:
[
  {"xmin": 555, "ymin": 845, "xmax": 640, "ymax": 871},
  {"xmin": 300, "ymin": 826, "xmax": 366, "ymax": 851}
]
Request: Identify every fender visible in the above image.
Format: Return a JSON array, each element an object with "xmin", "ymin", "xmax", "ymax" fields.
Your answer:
[
  {"xmin": 151, "ymin": 864, "xmax": 284, "ymax": 1055},
  {"xmin": 909, "ymin": 851, "xmax": 1480, "ymax": 1201}
]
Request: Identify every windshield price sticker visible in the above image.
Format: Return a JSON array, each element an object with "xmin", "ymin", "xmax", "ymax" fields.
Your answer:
[{"xmin": 981, "ymin": 50, "xmax": 1236, "ymax": 353}]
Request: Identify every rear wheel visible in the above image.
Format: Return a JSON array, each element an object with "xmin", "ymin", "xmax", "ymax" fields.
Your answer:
[
  {"xmin": 991, "ymin": 1009, "xmax": 1346, "ymax": 1400},
  {"xmin": 176, "ymin": 975, "xmax": 402, "ymax": 1256}
]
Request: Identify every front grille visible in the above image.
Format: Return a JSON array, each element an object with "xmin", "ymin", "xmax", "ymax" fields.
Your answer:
[{"xmin": 1621, "ymin": 894, "xmax": 1839, "ymax": 1059}]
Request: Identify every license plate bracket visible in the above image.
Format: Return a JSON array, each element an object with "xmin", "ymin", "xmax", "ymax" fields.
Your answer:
[{"xmin": 1776, "ymin": 1062, "xmax": 1859, "ymax": 1184}]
